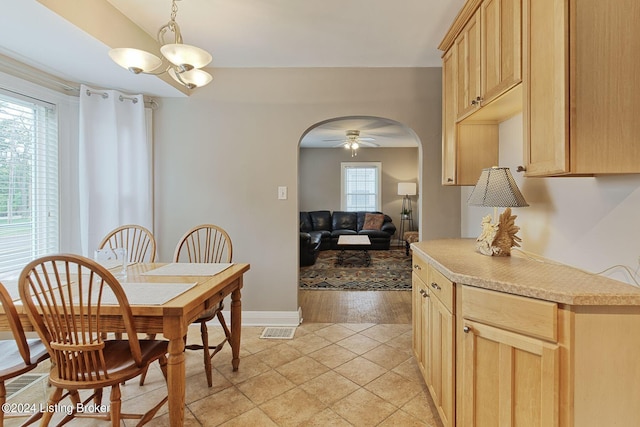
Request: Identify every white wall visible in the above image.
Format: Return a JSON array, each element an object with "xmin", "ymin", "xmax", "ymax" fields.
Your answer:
[
  {"xmin": 153, "ymin": 67, "xmax": 461, "ymax": 316},
  {"xmin": 462, "ymin": 114, "xmax": 640, "ymax": 285}
]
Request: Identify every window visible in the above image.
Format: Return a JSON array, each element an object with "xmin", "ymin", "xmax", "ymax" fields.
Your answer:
[
  {"xmin": 341, "ymin": 162, "xmax": 381, "ymax": 211},
  {"xmin": 0, "ymin": 90, "xmax": 58, "ymax": 279}
]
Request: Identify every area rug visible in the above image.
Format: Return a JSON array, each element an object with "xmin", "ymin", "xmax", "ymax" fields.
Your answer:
[{"xmin": 299, "ymin": 248, "xmax": 412, "ymax": 291}]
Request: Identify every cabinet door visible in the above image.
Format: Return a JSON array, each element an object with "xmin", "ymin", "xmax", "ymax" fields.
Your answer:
[
  {"xmin": 427, "ymin": 295, "xmax": 455, "ymax": 427},
  {"xmin": 455, "ymin": 11, "xmax": 481, "ymax": 121},
  {"xmin": 460, "ymin": 320, "xmax": 559, "ymax": 427},
  {"xmin": 481, "ymin": 0, "xmax": 522, "ymax": 104},
  {"xmin": 522, "ymin": 0, "xmax": 569, "ymax": 176},
  {"xmin": 442, "ymin": 47, "xmax": 457, "ymax": 185},
  {"xmin": 412, "ymin": 273, "xmax": 430, "ymax": 376}
]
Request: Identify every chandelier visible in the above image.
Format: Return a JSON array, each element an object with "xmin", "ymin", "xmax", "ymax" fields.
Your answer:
[{"xmin": 109, "ymin": 0, "xmax": 213, "ymax": 89}]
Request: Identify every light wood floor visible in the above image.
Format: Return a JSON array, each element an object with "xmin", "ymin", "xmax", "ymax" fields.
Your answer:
[{"xmin": 298, "ymin": 290, "xmax": 412, "ymax": 324}]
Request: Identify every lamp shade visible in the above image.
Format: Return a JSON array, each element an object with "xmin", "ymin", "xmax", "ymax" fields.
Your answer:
[
  {"xmin": 108, "ymin": 48, "xmax": 163, "ymax": 73},
  {"xmin": 168, "ymin": 68, "xmax": 213, "ymax": 88},
  {"xmin": 160, "ymin": 43, "xmax": 212, "ymax": 69},
  {"xmin": 467, "ymin": 167, "xmax": 529, "ymax": 207},
  {"xmin": 398, "ymin": 182, "xmax": 417, "ymax": 196}
]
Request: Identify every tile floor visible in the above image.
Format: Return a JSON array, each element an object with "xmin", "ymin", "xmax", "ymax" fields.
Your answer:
[{"xmin": 5, "ymin": 323, "xmax": 443, "ymax": 426}]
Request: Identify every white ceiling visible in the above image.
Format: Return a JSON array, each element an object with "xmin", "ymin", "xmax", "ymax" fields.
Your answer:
[{"xmin": 0, "ymin": 0, "xmax": 464, "ymax": 145}]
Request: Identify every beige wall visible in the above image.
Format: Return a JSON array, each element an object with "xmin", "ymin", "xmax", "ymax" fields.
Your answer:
[
  {"xmin": 153, "ymin": 67, "xmax": 461, "ymax": 314},
  {"xmin": 299, "ymin": 147, "xmax": 419, "ymax": 228},
  {"xmin": 462, "ymin": 114, "xmax": 640, "ymax": 285}
]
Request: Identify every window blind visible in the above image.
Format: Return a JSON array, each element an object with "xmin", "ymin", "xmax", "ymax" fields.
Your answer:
[
  {"xmin": 0, "ymin": 91, "xmax": 59, "ymax": 279},
  {"xmin": 341, "ymin": 162, "xmax": 381, "ymax": 211}
]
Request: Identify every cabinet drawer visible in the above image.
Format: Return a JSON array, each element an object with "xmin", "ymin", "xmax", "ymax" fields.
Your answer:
[
  {"xmin": 461, "ymin": 285, "xmax": 557, "ymax": 342},
  {"xmin": 429, "ymin": 267, "xmax": 454, "ymax": 313},
  {"xmin": 412, "ymin": 254, "xmax": 430, "ymax": 285}
]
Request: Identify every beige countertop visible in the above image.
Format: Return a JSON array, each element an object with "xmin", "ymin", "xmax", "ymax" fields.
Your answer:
[{"xmin": 411, "ymin": 239, "xmax": 640, "ymax": 306}]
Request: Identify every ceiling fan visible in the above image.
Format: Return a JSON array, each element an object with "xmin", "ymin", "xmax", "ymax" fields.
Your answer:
[{"xmin": 325, "ymin": 130, "xmax": 379, "ymax": 157}]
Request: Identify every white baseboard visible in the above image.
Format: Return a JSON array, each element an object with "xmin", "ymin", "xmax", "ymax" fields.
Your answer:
[{"xmin": 216, "ymin": 308, "xmax": 303, "ymax": 327}]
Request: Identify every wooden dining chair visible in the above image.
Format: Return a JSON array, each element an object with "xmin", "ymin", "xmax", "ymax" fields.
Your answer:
[
  {"xmin": 174, "ymin": 224, "xmax": 233, "ymax": 388},
  {"xmin": 98, "ymin": 224, "xmax": 157, "ymax": 264},
  {"xmin": 98, "ymin": 224, "xmax": 158, "ymax": 346},
  {"xmin": 19, "ymin": 254, "xmax": 169, "ymax": 426},
  {"xmin": 0, "ymin": 281, "xmax": 49, "ymax": 427}
]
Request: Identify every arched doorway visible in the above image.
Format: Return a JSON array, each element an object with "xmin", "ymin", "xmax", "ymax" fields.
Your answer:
[{"xmin": 297, "ymin": 115, "xmax": 422, "ymax": 323}]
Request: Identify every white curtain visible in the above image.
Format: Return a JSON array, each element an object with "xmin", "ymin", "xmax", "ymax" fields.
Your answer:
[{"xmin": 78, "ymin": 84, "xmax": 152, "ymax": 256}]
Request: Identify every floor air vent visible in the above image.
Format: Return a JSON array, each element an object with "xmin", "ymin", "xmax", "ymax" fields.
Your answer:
[{"xmin": 260, "ymin": 327, "xmax": 296, "ymax": 339}]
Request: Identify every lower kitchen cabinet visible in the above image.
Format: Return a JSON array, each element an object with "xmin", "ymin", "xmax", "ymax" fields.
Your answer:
[
  {"xmin": 460, "ymin": 286, "xmax": 559, "ymax": 427},
  {"xmin": 411, "ymin": 239, "xmax": 640, "ymax": 427},
  {"xmin": 412, "ymin": 255, "xmax": 455, "ymax": 427}
]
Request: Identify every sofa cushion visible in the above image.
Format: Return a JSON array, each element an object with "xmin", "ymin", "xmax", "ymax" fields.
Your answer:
[
  {"xmin": 332, "ymin": 211, "xmax": 357, "ymax": 231},
  {"xmin": 362, "ymin": 213, "xmax": 385, "ymax": 230},
  {"xmin": 309, "ymin": 210, "xmax": 332, "ymax": 231},
  {"xmin": 300, "ymin": 211, "xmax": 313, "ymax": 232}
]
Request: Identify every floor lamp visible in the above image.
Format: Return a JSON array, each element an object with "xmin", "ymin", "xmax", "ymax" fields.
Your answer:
[{"xmin": 397, "ymin": 182, "xmax": 417, "ymax": 245}]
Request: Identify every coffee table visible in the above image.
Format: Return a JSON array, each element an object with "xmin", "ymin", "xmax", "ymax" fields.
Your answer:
[{"xmin": 336, "ymin": 235, "xmax": 372, "ymax": 266}]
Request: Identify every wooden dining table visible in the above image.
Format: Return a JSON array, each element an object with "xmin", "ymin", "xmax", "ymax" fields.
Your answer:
[{"xmin": 0, "ymin": 261, "xmax": 250, "ymax": 427}]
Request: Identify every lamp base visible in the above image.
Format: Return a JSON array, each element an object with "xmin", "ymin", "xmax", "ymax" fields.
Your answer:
[{"xmin": 475, "ymin": 207, "xmax": 522, "ymax": 256}]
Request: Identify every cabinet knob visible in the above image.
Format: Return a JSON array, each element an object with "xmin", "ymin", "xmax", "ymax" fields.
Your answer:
[
  {"xmin": 413, "ymin": 264, "xmax": 422, "ymax": 270},
  {"xmin": 430, "ymin": 282, "xmax": 441, "ymax": 291},
  {"xmin": 463, "ymin": 326, "xmax": 471, "ymax": 334},
  {"xmin": 419, "ymin": 289, "xmax": 429, "ymax": 298},
  {"xmin": 470, "ymin": 96, "xmax": 483, "ymax": 106},
  {"xmin": 447, "ymin": 178, "xmax": 453, "ymax": 182}
]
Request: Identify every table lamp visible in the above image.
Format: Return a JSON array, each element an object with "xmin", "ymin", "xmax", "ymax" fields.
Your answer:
[{"xmin": 467, "ymin": 167, "xmax": 528, "ymax": 256}]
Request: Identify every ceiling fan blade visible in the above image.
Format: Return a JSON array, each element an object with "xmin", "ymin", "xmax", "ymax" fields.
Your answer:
[{"xmin": 359, "ymin": 141, "xmax": 380, "ymax": 147}]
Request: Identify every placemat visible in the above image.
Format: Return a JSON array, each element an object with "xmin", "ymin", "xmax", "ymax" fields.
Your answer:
[{"xmin": 142, "ymin": 263, "xmax": 233, "ymax": 276}]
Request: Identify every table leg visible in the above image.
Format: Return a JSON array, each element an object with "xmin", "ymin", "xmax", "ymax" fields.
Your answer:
[
  {"xmin": 167, "ymin": 332, "xmax": 186, "ymax": 426},
  {"xmin": 231, "ymin": 285, "xmax": 242, "ymax": 371}
]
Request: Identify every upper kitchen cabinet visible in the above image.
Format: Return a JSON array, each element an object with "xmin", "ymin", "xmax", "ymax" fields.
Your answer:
[
  {"xmin": 523, "ymin": 0, "xmax": 640, "ymax": 176},
  {"xmin": 441, "ymin": 0, "xmax": 523, "ymax": 123},
  {"xmin": 439, "ymin": 0, "xmax": 522, "ymax": 186},
  {"xmin": 480, "ymin": 0, "xmax": 522, "ymax": 106},
  {"xmin": 454, "ymin": 11, "xmax": 481, "ymax": 121}
]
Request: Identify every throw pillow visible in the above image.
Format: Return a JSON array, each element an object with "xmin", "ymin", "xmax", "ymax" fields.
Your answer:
[{"xmin": 363, "ymin": 213, "xmax": 384, "ymax": 230}]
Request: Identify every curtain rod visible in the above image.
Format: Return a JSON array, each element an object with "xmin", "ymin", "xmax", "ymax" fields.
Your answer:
[{"xmin": 85, "ymin": 89, "xmax": 158, "ymax": 110}]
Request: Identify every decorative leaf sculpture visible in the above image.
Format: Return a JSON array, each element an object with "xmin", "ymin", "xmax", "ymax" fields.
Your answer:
[{"xmin": 475, "ymin": 208, "xmax": 522, "ymax": 256}]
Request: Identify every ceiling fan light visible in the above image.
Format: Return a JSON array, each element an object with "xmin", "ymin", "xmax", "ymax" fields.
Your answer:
[
  {"xmin": 351, "ymin": 142, "xmax": 359, "ymax": 149},
  {"xmin": 109, "ymin": 48, "xmax": 163, "ymax": 73},
  {"xmin": 169, "ymin": 68, "xmax": 213, "ymax": 88},
  {"xmin": 160, "ymin": 43, "xmax": 212, "ymax": 69}
]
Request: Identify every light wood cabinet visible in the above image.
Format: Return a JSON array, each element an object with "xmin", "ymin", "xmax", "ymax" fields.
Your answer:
[
  {"xmin": 459, "ymin": 286, "xmax": 559, "ymax": 426},
  {"xmin": 412, "ymin": 239, "xmax": 640, "ymax": 427},
  {"xmin": 480, "ymin": 0, "xmax": 522, "ymax": 105},
  {"xmin": 523, "ymin": 0, "xmax": 640, "ymax": 176},
  {"xmin": 412, "ymin": 255, "xmax": 455, "ymax": 427},
  {"xmin": 439, "ymin": 0, "xmax": 522, "ymax": 186},
  {"xmin": 455, "ymin": 11, "xmax": 481, "ymax": 121},
  {"xmin": 442, "ymin": 44, "xmax": 500, "ymax": 186},
  {"xmin": 427, "ymin": 276, "xmax": 455, "ymax": 427},
  {"xmin": 411, "ymin": 269, "xmax": 429, "ymax": 375}
]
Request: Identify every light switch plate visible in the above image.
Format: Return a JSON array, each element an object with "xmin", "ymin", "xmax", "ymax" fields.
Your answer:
[{"xmin": 278, "ymin": 186, "xmax": 287, "ymax": 200}]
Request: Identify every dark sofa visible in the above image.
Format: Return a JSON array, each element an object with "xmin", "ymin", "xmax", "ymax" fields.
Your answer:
[{"xmin": 299, "ymin": 210, "xmax": 396, "ymax": 266}]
